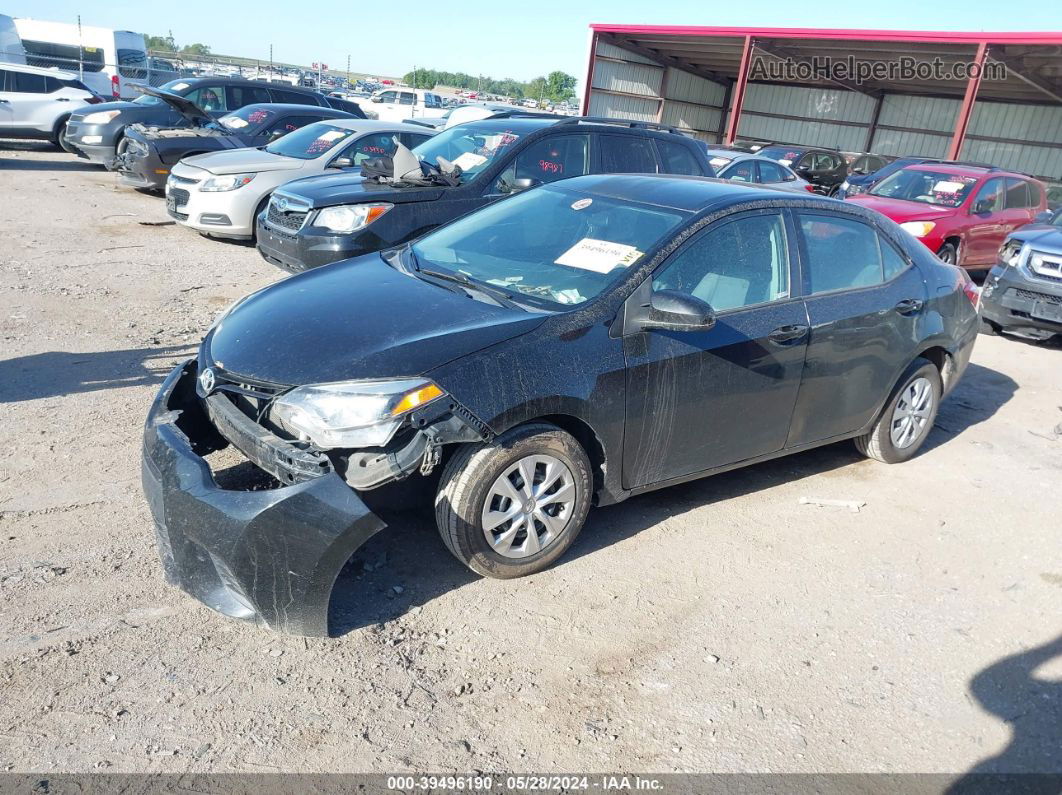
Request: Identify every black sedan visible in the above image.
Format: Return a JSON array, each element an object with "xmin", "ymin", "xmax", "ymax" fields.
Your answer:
[
  {"xmin": 114, "ymin": 90, "xmax": 357, "ymax": 191},
  {"xmin": 142, "ymin": 175, "xmax": 979, "ymax": 635},
  {"xmin": 757, "ymin": 144, "xmax": 849, "ymax": 195}
]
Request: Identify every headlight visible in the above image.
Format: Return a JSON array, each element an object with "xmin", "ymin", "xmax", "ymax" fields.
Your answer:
[
  {"xmin": 272, "ymin": 378, "xmax": 445, "ymax": 449},
  {"xmin": 315, "ymin": 203, "xmax": 392, "ymax": 234},
  {"xmin": 900, "ymin": 221, "xmax": 936, "ymax": 238},
  {"xmin": 199, "ymin": 173, "xmax": 256, "ymax": 192},
  {"xmin": 999, "ymin": 241, "xmax": 1023, "ymax": 268},
  {"xmin": 82, "ymin": 110, "xmax": 122, "ymax": 124}
]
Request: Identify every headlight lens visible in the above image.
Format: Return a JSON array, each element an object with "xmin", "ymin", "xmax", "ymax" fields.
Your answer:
[
  {"xmin": 272, "ymin": 378, "xmax": 445, "ymax": 449},
  {"xmin": 900, "ymin": 221, "xmax": 936, "ymax": 238},
  {"xmin": 82, "ymin": 110, "xmax": 122, "ymax": 124},
  {"xmin": 999, "ymin": 241, "xmax": 1024, "ymax": 268},
  {"xmin": 199, "ymin": 173, "xmax": 256, "ymax": 192},
  {"xmin": 315, "ymin": 203, "xmax": 392, "ymax": 234}
]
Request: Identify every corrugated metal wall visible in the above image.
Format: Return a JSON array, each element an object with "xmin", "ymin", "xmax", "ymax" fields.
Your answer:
[
  {"xmin": 870, "ymin": 95, "xmax": 957, "ymax": 158},
  {"xmin": 586, "ymin": 40, "xmax": 725, "ymax": 140},
  {"xmin": 736, "ymin": 85, "xmax": 876, "ymax": 149},
  {"xmin": 962, "ymin": 100, "xmax": 1062, "ymax": 179}
]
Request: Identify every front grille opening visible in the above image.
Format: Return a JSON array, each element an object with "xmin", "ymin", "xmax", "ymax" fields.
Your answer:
[
  {"xmin": 266, "ymin": 201, "xmax": 307, "ymax": 234},
  {"xmin": 204, "ymin": 444, "xmax": 283, "ymax": 492}
]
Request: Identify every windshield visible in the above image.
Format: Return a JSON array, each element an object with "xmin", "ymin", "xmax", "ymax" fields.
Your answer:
[
  {"xmin": 869, "ymin": 169, "xmax": 979, "ymax": 208},
  {"xmin": 133, "ymin": 79, "xmax": 193, "ymax": 105},
  {"xmin": 411, "ymin": 184, "xmax": 688, "ymax": 308},
  {"xmin": 220, "ymin": 106, "xmax": 278, "ymax": 131},
  {"xmin": 411, "ymin": 121, "xmax": 524, "ymax": 181},
  {"xmin": 758, "ymin": 146, "xmax": 803, "ymax": 165},
  {"xmin": 265, "ymin": 123, "xmax": 357, "ymax": 159}
]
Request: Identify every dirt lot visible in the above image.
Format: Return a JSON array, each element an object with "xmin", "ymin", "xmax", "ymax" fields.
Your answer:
[{"xmin": 0, "ymin": 141, "xmax": 1060, "ymax": 777}]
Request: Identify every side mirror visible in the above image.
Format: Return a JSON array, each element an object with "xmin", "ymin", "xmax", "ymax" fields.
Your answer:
[
  {"xmin": 331, "ymin": 156, "xmax": 355, "ymax": 169},
  {"xmin": 1034, "ymin": 210, "xmax": 1053, "ymax": 224},
  {"xmin": 511, "ymin": 177, "xmax": 540, "ymax": 192},
  {"xmin": 371, "ymin": 96, "xmax": 382, "ymax": 103},
  {"xmin": 642, "ymin": 290, "xmax": 716, "ymax": 332},
  {"xmin": 973, "ymin": 199, "xmax": 993, "ymax": 214}
]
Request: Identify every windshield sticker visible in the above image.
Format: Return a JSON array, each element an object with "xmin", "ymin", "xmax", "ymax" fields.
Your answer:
[
  {"xmin": 555, "ymin": 238, "xmax": 643, "ymax": 273},
  {"xmin": 318, "ymin": 130, "xmax": 347, "ymax": 142},
  {"xmin": 571, "ymin": 198, "xmax": 593, "ymax": 210},
  {"xmin": 778, "ymin": 159, "xmax": 793, "ymax": 167},
  {"xmin": 709, "ymin": 156, "xmax": 732, "ymax": 167},
  {"xmin": 224, "ymin": 117, "xmax": 249, "ymax": 128},
  {"xmin": 247, "ymin": 110, "xmax": 271, "ymax": 123},
  {"xmin": 932, "ymin": 180, "xmax": 966, "ymax": 194},
  {"xmin": 451, "ymin": 152, "xmax": 488, "ymax": 171},
  {"xmin": 171, "ymin": 82, "xmax": 189, "ymax": 92}
]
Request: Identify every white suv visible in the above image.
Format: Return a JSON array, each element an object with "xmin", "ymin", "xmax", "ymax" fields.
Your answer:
[{"xmin": 0, "ymin": 63, "xmax": 98, "ymax": 146}]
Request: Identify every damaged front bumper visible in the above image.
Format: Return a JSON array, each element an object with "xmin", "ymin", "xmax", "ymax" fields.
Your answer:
[{"xmin": 141, "ymin": 360, "xmax": 386, "ymax": 636}]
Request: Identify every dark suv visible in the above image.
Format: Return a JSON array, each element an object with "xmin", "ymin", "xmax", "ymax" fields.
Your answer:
[
  {"xmin": 62, "ymin": 77, "xmax": 365, "ymax": 166},
  {"xmin": 757, "ymin": 145, "xmax": 848, "ymax": 196},
  {"xmin": 255, "ymin": 114, "xmax": 716, "ymax": 273}
]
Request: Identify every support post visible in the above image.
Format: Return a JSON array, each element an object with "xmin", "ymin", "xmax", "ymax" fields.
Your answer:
[
  {"xmin": 947, "ymin": 42, "xmax": 989, "ymax": 160},
  {"xmin": 864, "ymin": 93, "xmax": 884, "ymax": 152},
  {"xmin": 581, "ymin": 31, "xmax": 599, "ymax": 116},
  {"xmin": 725, "ymin": 36, "xmax": 753, "ymax": 145}
]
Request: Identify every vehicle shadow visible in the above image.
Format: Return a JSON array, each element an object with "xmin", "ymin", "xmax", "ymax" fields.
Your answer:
[
  {"xmin": 946, "ymin": 634, "xmax": 1062, "ymax": 792},
  {"xmin": 0, "ymin": 156, "xmax": 100, "ymax": 172},
  {"xmin": 924, "ymin": 362, "xmax": 1019, "ymax": 453},
  {"xmin": 0, "ymin": 346, "xmax": 192, "ymax": 403},
  {"xmin": 327, "ymin": 361, "xmax": 1019, "ymax": 636}
]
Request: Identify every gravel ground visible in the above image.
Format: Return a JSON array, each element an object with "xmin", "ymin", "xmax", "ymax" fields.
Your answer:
[{"xmin": 0, "ymin": 141, "xmax": 1060, "ymax": 777}]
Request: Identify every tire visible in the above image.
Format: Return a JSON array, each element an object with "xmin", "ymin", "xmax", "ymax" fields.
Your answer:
[
  {"xmin": 250, "ymin": 195, "xmax": 271, "ymax": 242},
  {"xmin": 936, "ymin": 242, "xmax": 958, "ymax": 265},
  {"xmin": 979, "ymin": 318, "xmax": 1000, "ymax": 336},
  {"xmin": 435, "ymin": 422, "xmax": 592, "ymax": 579},
  {"xmin": 51, "ymin": 117, "xmax": 71, "ymax": 151},
  {"xmin": 855, "ymin": 359, "xmax": 942, "ymax": 464},
  {"xmin": 827, "ymin": 185, "xmax": 841, "ymax": 197}
]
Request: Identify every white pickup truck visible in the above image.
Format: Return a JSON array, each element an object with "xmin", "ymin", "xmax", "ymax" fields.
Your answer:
[{"xmin": 358, "ymin": 88, "xmax": 447, "ymax": 122}]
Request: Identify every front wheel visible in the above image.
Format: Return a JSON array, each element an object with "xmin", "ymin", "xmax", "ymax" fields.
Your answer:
[
  {"xmin": 435, "ymin": 422, "xmax": 592, "ymax": 578},
  {"xmin": 855, "ymin": 360, "xmax": 942, "ymax": 464},
  {"xmin": 936, "ymin": 242, "xmax": 958, "ymax": 265}
]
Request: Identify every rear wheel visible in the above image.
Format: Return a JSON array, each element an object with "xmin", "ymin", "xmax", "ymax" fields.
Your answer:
[
  {"xmin": 435, "ymin": 422, "xmax": 592, "ymax": 579},
  {"xmin": 855, "ymin": 360, "xmax": 941, "ymax": 464},
  {"xmin": 936, "ymin": 242, "xmax": 958, "ymax": 265}
]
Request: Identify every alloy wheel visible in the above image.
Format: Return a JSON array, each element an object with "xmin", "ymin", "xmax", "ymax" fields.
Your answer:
[
  {"xmin": 890, "ymin": 377, "xmax": 934, "ymax": 449},
  {"xmin": 480, "ymin": 454, "xmax": 575, "ymax": 559}
]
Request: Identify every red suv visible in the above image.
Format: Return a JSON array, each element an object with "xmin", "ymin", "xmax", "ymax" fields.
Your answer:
[{"xmin": 846, "ymin": 164, "xmax": 1047, "ymax": 269}]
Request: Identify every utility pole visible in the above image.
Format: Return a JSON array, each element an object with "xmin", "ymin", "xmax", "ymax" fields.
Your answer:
[
  {"xmin": 346, "ymin": 53, "xmax": 350, "ymax": 86},
  {"xmin": 77, "ymin": 15, "xmax": 83, "ymax": 82},
  {"xmin": 269, "ymin": 44, "xmax": 273, "ymax": 78}
]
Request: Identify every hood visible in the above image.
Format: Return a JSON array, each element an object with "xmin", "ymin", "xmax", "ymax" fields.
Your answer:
[
  {"xmin": 70, "ymin": 99, "xmax": 142, "ymax": 121},
  {"xmin": 280, "ymin": 172, "xmax": 447, "ymax": 208},
  {"xmin": 134, "ymin": 85, "xmax": 211, "ymax": 125},
  {"xmin": 205, "ymin": 254, "xmax": 546, "ymax": 385},
  {"xmin": 1008, "ymin": 223, "xmax": 1062, "ymax": 251},
  {"xmin": 184, "ymin": 147, "xmax": 306, "ymax": 175},
  {"xmin": 846, "ymin": 194, "xmax": 959, "ymax": 223}
]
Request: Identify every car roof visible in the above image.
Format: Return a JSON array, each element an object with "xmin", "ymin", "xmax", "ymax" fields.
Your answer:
[
  {"xmin": 300, "ymin": 118, "xmax": 436, "ymax": 134},
  {"xmin": 173, "ymin": 77, "xmax": 316, "ymax": 91},
  {"xmin": 234, "ymin": 103, "xmax": 350, "ymax": 116},
  {"xmin": 899, "ymin": 163, "xmax": 1027, "ymax": 179},
  {"xmin": 0, "ymin": 62, "xmax": 77, "ymax": 80},
  {"xmin": 556, "ymin": 173, "xmax": 831, "ymax": 212}
]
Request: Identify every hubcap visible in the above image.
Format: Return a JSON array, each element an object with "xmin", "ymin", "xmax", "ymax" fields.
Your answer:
[
  {"xmin": 481, "ymin": 454, "xmax": 575, "ymax": 559},
  {"xmin": 890, "ymin": 376, "xmax": 934, "ymax": 449}
]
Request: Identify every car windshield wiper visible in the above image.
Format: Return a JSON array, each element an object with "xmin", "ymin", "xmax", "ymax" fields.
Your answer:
[{"xmin": 411, "ymin": 257, "xmax": 524, "ymax": 311}]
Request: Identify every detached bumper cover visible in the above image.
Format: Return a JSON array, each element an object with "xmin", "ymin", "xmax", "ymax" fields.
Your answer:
[{"xmin": 141, "ymin": 360, "xmax": 386, "ymax": 636}]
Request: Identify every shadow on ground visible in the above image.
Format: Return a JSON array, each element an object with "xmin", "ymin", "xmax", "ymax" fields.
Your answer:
[
  {"xmin": 329, "ymin": 361, "xmax": 1018, "ymax": 636},
  {"xmin": 947, "ymin": 634, "xmax": 1062, "ymax": 791},
  {"xmin": 0, "ymin": 346, "xmax": 192, "ymax": 402}
]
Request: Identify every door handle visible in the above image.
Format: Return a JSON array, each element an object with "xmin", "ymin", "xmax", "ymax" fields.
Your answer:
[
  {"xmin": 56, "ymin": 97, "xmax": 71, "ymax": 102},
  {"xmin": 0, "ymin": 99, "xmax": 9, "ymax": 103},
  {"xmin": 894, "ymin": 298, "xmax": 924, "ymax": 316},
  {"xmin": 768, "ymin": 324, "xmax": 809, "ymax": 345}
]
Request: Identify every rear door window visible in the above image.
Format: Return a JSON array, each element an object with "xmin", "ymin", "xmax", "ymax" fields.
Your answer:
[
  {"xmin": 1004, "ymin": 178, "xmax": 1031, "ymax": 209},
  {"xmin": 798, "ymin": 214, "xmax": 884, "ymax": 294},
  {"xmin": 0, "ymin": 69, "xmax": 11, "ymax": 92},
  {"xmin": 655, "ymin": 139, "xmax": 704, "ymax": 175},
  {"xmin": 228, "ymin": 86, "xmax": 272, "ymax": 108},
  {"xmin": 598, "ymin": 134, "xmax": 657, "ymax": 174},
  {"xmin": 880, "ymin": 236, "xmax": 910, "ymax": 280},
  {"xmin": 399, "ymin": 92, "xmax": 416, "ymax": 106},
  {"xmin": 13, "ymin": 71, "xmax": 48, "ymax": 94},
  {"xmin": 757, "ymin": 160, "xmax": 789, "ymax": 183},
  {"xmin": 271, "ymin": 88, "xmax": 316, "ymax": 106}
]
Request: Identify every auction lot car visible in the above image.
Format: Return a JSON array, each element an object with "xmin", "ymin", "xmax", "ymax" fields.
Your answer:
[
  {"xmin": 756, "ymin": 144, "xmax": 849, "ymax": 195},
  {"xmin": 846, "ymin": 164, "xmax": 1047, "ymax": 269},
  {"xmin": 980, "ymin": 207, "xmax": 1062, "ymax": 340},
  {"xmin": 143, "ymin": 175, "xmax": 979, "ymax": 635},
  {"xmin": 713, "ymin": 153, "xmax": 814, "ymax": 193},
  {"xmin": 256, "ymin": 115, "xmax": 716, "ymax": 273},
  {"xmin": 0, "ymin": 62, "xmax": 100, "ymax": 145},
  {"xmin": 62, "ymin": 76, "xmax": 364, "ymax": 166},
  {"xmin": 115, "ymin": 90, "xmax": 356, "ymax": 191},
  {"xmin": 165, "ymin": 119, "xmax": 433, "ymax": 240}
]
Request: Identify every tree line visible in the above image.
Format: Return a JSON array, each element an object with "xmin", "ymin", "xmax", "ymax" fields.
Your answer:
[
  {"xmin": 403, "ymin": 68, "xmax": 577, "ymax": 103},
  {"xmin": 146, "ymin": 33, "xmax": 212, "ymax": 57}
]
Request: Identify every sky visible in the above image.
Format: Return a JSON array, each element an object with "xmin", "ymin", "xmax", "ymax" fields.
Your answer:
[{"xmin": 8, "ymin": 0, "xmax": 1062, "ymax": 83}]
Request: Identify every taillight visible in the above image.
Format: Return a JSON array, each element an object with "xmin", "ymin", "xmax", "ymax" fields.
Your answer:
[
  {"xmin": 111, "ymin": 75, "xmax": 120, "ymax": 99},
  {"xmin": 804, "ymin": 184, "xmax": 816, "ymax": 193},
  {"xmin": 960, "ymin": 275, "xmax": 980, "ymax": 307}
]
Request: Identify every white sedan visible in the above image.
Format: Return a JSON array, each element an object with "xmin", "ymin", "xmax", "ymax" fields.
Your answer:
[
  {"xmin": 707, "ymin": 150, "xmax": 815, "ymax": 193},
  {"xmin": 165, "ymin": 119, "xmax": 434, "ymax": 240}
]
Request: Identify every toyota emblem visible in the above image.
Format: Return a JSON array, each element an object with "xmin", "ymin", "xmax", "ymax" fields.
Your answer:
[{"xmin": 198, "ymin": 367, "xmax": 216, "ymax": 395}]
